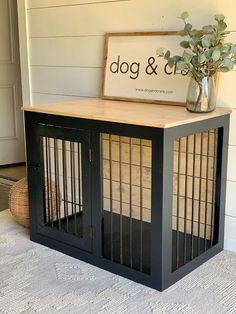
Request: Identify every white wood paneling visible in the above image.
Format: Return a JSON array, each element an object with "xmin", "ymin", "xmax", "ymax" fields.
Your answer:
[
  {"xmin": 227, "ymin": 146, "xmax": 236, "ymax": 182},
  {"xmin": 30, "ymin": 36, "xmax": 104, "ymax": 67},
  {"xmin": 224, "ymin": 215, "xmax": 236, "ymax": 251},
  {"xmin": 28, "ymin": 0, "xmax": 236, "ymax": 38},
  {"xmin": 226, "ymin": 180, "xmax": 236, "ymax": 217},
  {"xmin": 32, "ymin": 92, "xmax": 89, "ymax": 104},
  {"xmin": 217, "ymin": 71, "xmax": 236, "ymax": 109},
  {"xmin": 229, "ymin": 109, "xmax": 236, "ymax": 146},
  {"xmin": 17, "ymin": 0, "xmax": 32, "ymax": 105},
  {"xmin": 28, "ymin": 0, "xmax": 129, "ymax": 9},
  {"xmin": 31, "ymin": 66, "xmax": 101, "ymax": 96}
]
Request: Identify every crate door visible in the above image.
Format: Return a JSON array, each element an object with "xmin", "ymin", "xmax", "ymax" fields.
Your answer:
[{"xmin": 36, "ymin": 125, "xmax": 92, "ymax": 252}]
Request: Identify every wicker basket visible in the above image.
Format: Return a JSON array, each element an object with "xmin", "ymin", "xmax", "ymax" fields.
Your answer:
[{"xmin": 9, "ymin": 177, "xmax": 58, "ymax": 228}]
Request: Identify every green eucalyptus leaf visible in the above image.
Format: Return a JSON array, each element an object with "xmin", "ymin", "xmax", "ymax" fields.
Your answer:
[
  {"xmin": 180, "ymin": 40, "xmax": 191, "ymax": 48},
  {"xmin": 176, "ymin": 60, "xmax": 187, "ymax": 71},
  {"xmin": 156, "ymin": 47, "xmax": 164, "ymax": 56},
  {"xmin": 190, "ymin": 29, "xmax": 202, "ymax": 37},
  {"xmin": 178, "ymin": 30, "xmax": 187, "ymax": 37},
  {"xmin": 230, "ymin": 44, "xmax": 236, "ymax": 54},
  {"xmin": 190, "ymin": 36, "xmax": 201, "ymax": 45},
  {"xmin": 164, "ymin": 50, "xmax": 170, "ymax": 60},
  {"xmin": 183, "ymin": 52, "xmax": 192, "ymax": 63},
  {"xmin": 201, "ymin": 36, "xmax": 211, "ymax": 48},
  {"xmin": 215, "ymin": 14, "xmax": 225, "ymax": 22},
  {"xmin": 218, "ymin": 21, "xmax": 227, "ymax": 32},
  {"xmin": 205, "ymin": 49, "xmax": 213, "ymax": 59},
  {"xmin": 212, "ymin": 50, "xmax": 221, "ymax": 61},
  {"xmin": 219, "ymin": 66, "xmax": 229, "ymax": 72},
  {"xmin": 184, "ymin": 23, "xmax": 192, "ymax": 32},
  {"xmin": 173, "ymin": 55, "xmax": 181, "ymax": 63},
  {"xmin": 198, "ymin": 53, "xmax": 206, "ymax": 63},
  {"xmin": 223, "ymin": 58, "xmax": 234, "ymax": 70},
  {"xmin": 202, "ymin": 25, "xmax": 215, "ymax": 33},
  {"xmin": 221, "ymin": 45, "xmax": 231, "ymax": 54},
  {"xmin": 180, "ymin": 11, "xmax": 189, "ymax": 20},
  {"xmin": 191, "ymin": 56, "xmax": 199, "ymax": 66},
  {"xmin": 168, "ymin": 57, "xmax": 175, "ymax": 68}
]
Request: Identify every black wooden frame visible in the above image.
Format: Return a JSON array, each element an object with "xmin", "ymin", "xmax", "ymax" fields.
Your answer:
[{"xmin": 24, "ymin": 111, "xmax": 230, "ymax": 291}]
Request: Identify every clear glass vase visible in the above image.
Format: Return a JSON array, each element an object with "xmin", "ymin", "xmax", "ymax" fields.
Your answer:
[{"xmin": 186, "ymin": 76, "xmax": 216, "ymax": 113}]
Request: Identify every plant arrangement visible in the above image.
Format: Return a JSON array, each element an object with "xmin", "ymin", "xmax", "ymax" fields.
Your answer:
[{"xmin": 157, "ymin": 12, "xmax": 236, "ymax": 112}]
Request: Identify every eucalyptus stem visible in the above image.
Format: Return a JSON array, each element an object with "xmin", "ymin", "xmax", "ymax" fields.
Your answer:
[{"xmin": 194, "ymin": 81, "xmax": 203, "ymax": 111}]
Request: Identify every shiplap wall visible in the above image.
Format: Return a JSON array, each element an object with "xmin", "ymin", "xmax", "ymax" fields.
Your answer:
[{"xmin": 23, "ymin": 0, "xmax": 236, "ymax": 250}]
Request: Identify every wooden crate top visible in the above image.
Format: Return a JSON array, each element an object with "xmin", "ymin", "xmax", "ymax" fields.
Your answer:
[{"xmin": 22, "ymin": 98, "xmax": 232, "ymax": 129}]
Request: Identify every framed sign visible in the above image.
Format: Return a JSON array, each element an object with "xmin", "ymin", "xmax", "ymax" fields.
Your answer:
[{"xmin": 101, "ymin": 32, "xmax": 190, "ymax": 106}]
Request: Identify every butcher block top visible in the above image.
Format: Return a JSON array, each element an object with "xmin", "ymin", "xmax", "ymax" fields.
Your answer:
[{"xmin": 22, "ymin": 98, "xmax": 232, "ymax": 129}]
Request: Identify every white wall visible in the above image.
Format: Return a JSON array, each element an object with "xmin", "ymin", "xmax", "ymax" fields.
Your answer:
[{"xmin": 20, "ymin": 0, "xmax": 236, "ymax": 250}]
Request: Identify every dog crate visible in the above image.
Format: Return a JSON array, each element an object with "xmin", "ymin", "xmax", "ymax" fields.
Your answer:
[{"xmin": 24, "ymin": 101, "xmax": 230, "ymax": 291}]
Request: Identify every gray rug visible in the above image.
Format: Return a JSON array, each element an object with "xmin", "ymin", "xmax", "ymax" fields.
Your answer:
[{"xmin": 1, "ymin": 210, "xmax": 236, "ymax": 314}]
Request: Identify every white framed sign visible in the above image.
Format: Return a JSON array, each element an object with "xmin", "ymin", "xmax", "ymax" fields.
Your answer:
[{"xmin": 101, "ymin": 32, "xmax": 190, "ymax": 106}]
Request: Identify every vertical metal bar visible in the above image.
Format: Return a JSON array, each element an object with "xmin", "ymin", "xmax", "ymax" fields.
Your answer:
[
  {"xmin": 140, "ymin": 139, "xmax": 143, "ymax": 272},
  {"xmin": 210, "ymin": 129, "xmax": 217, "ymax": 246},
  {"xmin": 54, "ymin": 139, "xmax": 61, "ymax": 229},
  {"xmin": 47, "ymin": 138, "xmax": 53, "ymax": 227},
  {"xmin": 191, "ymin": 134, "xmax": 196, "ymax": 259},
  {"xmin": 62, "ymin": 140, "xmax": 69, "ymax": 232},
  {"xmin": 45, "ymin": 137, "xmax": 51, "ymax": 225},
  {"xmin": 119, "ymin": 136, "xmax": 123, "ymax": 264},
  {"xmin": 204, "ymin": 130, "xmax": 210, "ymax": 251},
  {"xmin": 78, "ymin": 142, "xmax": 82, "ymax": 216},
  {"xmin": 109, "ymin": 135, "xmax": 114, "ymax": 261},
  {"xmin": 129, "ymin": 137, "xmax": 133, "ymax": 269},
  {"xmin": 176, "ymin": 138, "xmax": 181, "ymax": 269},
  {"xmin": 198, "ymin": 132, "xmax": 204, "ymax": 255},
  {"xmin": 183, "ymin": 136, "xmax": 189, "ymax": 264},
  {"xmin": 70, "ymin": 141, "xmax": 76, "ymax": 235}
]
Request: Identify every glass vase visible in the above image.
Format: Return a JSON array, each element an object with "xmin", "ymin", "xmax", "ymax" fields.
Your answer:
[{"xmin": 186, "ymin": 76, "xmax": 216, "ymax": 113}]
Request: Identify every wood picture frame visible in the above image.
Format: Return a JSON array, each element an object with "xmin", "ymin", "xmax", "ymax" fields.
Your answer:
[{"xmin": 101, "ymin": 31, "xmax": 191, "ymax": 106}]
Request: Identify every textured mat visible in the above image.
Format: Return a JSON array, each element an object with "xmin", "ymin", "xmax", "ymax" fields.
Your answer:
[{"xmin": 0, "ymin": 209, "xmax": 236, "ymax": 314}]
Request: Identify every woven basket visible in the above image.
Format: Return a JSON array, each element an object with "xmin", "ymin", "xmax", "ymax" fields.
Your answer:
[{"xmin": 9, "ymin": 177, "xmax": 58, "ymax": 228}]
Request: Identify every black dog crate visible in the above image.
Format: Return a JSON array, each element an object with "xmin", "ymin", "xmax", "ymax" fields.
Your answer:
[{"xmin": 24, "ymin": 106, "xmax": 230, "ymax": 291}]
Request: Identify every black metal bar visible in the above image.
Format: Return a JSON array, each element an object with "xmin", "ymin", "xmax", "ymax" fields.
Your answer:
[
  {"xmin": 176, "ymin": 138, "xmax": 181, "ymax": 270},
  {"xmin": 109, "ymin": 135, "xmax": 114, "ymax": 261},
  {"xmin": 47, "ymin": 138, "xmax": 54, "ymax": 227},
  {"xmin": 78, "ymin": 142, "xmax": 82, "ymax": 216},
  {"xmin": 62, "ymin": 140, "xmax": 69, "ymax": 232},
  {"xmin": 54, "ymin": 139, "xmax": 61, "ymax": 229},
  {"xmin": 191, "ymin": 134, "xmax": 196, "ymax": 259},
  {"xmin": 119, "ymin": 136, "xmax": 123, "ymax": 265},
  {"xmin": 140, "ymin": 139, "xmax": 143, "ymax": 272},
  {"xmin": 183, "ymin": 136, "xmax": 189, "ymax": 264},
  {"xmin": 129, "ymin": 137, "xmax": 133, "ymax": 269},
  {"xmin": 210, "ymin": 129, "xmax": 217, "ymax": 246},
  {"xmin": 45, "ymin": 137, "xmax": 51, "ymax": 225},
  {"xmin": 70, "ymin": 141, "xmax": 76, "ymax": 235},
  {"xmin": 204, "ymin": 131, "xmax": 210, "ymax": 251},
  {"xmin": 198, "ymin": 132, "xmax": 204, "ymax": 255}
]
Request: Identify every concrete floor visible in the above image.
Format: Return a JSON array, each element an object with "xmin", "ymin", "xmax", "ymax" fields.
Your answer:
[{"xmin": 0, "ymin": 164, "xmax": 26, "ymax": 211}]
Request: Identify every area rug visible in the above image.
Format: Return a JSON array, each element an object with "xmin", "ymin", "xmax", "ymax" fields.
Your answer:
[{"xmin": 0, "ymin": 210, "xmax": 236, "ymax": 314}]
